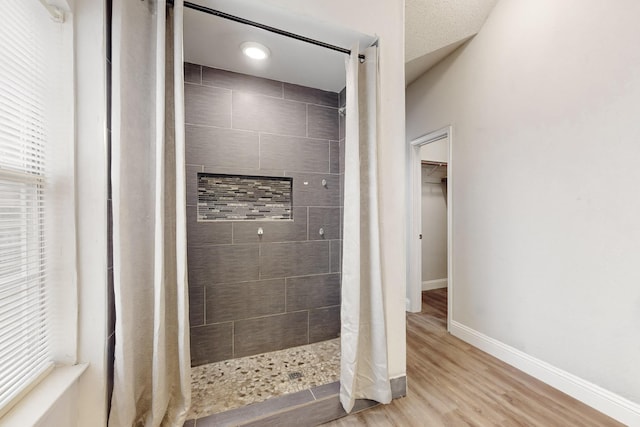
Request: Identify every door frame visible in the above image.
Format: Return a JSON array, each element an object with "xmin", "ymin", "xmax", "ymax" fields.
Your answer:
[{"xmin": 407, "ymin": 126, "xmax": 453, "ymax": 330}]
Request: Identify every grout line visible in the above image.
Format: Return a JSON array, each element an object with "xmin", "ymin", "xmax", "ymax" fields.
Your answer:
[
  {"xmin": 190, "ymin": 320, "xmax": 233, "ymax": 330},
  {"xmin": 205, "ymin": 309, "xmax": 321, "ymax": 325},
  {"xmin": 195, "ymin": 271, "xmax": 340, "ymax": 288}
]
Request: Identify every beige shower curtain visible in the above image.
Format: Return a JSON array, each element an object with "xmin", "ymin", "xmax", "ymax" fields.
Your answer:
[
  {"xmin": 109, "ymin": 0, "xmax": 190, "ymax": 425},
  {"xmin": 340, "ymin": 44, "xmax": 392, "ymax": 412}
]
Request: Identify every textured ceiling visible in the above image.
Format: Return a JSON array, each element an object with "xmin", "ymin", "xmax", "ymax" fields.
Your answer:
[{"xmin": 405, "ymin": 0, "xmax": 498, "ymax": 85}]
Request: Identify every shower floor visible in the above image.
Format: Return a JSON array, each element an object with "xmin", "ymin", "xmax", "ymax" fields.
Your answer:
[{"xmin": 188, "ymin": 338, "xmax": 340, "ymax": 420}]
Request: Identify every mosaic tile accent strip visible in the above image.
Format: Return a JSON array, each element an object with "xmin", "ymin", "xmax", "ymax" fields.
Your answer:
[
  {"xmin": 188, "ymin": 338, "xmax": 340, "ymax": 419},
  {"xmin": 197, "ymin": 173, "xmax": 293, "ymax": 221}
]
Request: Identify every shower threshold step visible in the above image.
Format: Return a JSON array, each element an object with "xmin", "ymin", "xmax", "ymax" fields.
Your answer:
[{"xmin": 183, "ymin": 381, "xmax": 381, "ymax": 427}]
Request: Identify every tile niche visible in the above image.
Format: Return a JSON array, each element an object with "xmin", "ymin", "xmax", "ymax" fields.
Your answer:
[{"xmin": 197, "ymin": 173, "xmax": 293, "ymax": 221}]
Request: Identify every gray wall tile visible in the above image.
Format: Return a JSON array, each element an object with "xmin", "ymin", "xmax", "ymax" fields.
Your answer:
[
  {"xmin": 185, "ymin": 64, "xmax": 342, "ymax": 363},
  {"xmin": 106, "ymin": 332, "xmax": 114, "ymax": 414},
  {"xmin": 330, "ymin": 240, "xmax": 342, "ymax": 273},
  {"xmin": 233, "ymin": 207, "xmax": 307, "ymax": 244},
  {"xmin": 107, "ymin": 267, "xmax": 114, "ymax": 336},
  {"xmin": 107, "ymin": 199, "xmax": 113, "ymax": 268},
  {"xmin": 106, "ymin": 63, "xmax": 112, "ymax": 131},
  {"xmin": 189, "ymin": 286, "xmax": 205, "ymax": 326},
  {"xmin": 188, "ymin": 244, "xmax": 259, "ymax": 286},
  {"xmin": 308, "ymin": 104, "xmax": 339, "ymax": 140},
  {"xmin": 309, "ymin": 306, "xmax": 340, "ymax": 343},
  {"xmin": 234, "ymin": 311, "xmax": 308, "ymax": 357},
  {"xmin": 339, "ymin": 173, "xmax": 344, "ymax": 207},
  {"xmin": 339, "ymin": 113, "xmax": 345, "ymax": 140},
  {"xmin": 206, "ymin": 279, "xmax": 285, "ymax": 323},
  {"xmin": 202, "ymin": 66, "xmax": 283, "ymax": 97},
  {"xmin": 289, "ymin": 172, "xmax": 340, "ymax": 207},
  {"xmin": 107, "ymin": 130, "xmax": 112, "ymax": 196},
  {"xmin": 329, "ymin": 141, "xmax": 339, "ymax": 174},
  {"xmin": 190, "ymin": 322, "xmax": 233, "ymax": 366},
  {"xmin": 283, "ymin": 83, "xmax": 338, "ymax": 107},
  {"xmin": 260, "ymin": 134, "xmax": 330, "ymax": 173},
  {"xmin": 286, "ymin": 273, "xmax": 340, "ymax": 311},
  {"xmin": 187, "ymin": 206, "xmax": 233, "ymax": 246},
  {"xmin": 339, "ymin": 87, "xmax": 346, "ymax": 108},
  {"xmin": 260, "ymin": 241, "xmax": 329, "ymax": 279},
  {"xmin": 339, "ymin": 140, "xmax": 345, "ymax": 174},
  {"xmin": 204, "ymin": 165, "xmax": 284, "ymax": 177},
  {"xmin": 186, "ymin": 125, "xmax": 259, "ymax": 169},
  {"xmin": 308, "ymin": 207, "xmax": 340, "ymax": 240},
  {"xmin": 233, "ymin": 91, "xmax": 306, "ymax": 137},
  {"xmin": 185, "ymin": 83, "xmax": 231, "ymax": 127},
  {"xmin": 184, "ymin": 62, "xmax": 201, "ymax": 84},
  {"xmin": 186, "ymin": 164, "xmax": 203, "ymax": 206}
]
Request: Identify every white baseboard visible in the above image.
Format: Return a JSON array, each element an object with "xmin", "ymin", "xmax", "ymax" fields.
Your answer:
[
  {"xmin": 422, "ymin": 278, "xmax": 448, "ymax": 291},
  {"xmin": 450, "ymin": 321, "xmax": 640, "ymax": 426}
]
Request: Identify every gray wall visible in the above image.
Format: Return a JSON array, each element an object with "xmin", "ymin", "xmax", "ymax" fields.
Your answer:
[{"xmin": 185, "ymin": 63, "xmax": 345, "ymax": 366}]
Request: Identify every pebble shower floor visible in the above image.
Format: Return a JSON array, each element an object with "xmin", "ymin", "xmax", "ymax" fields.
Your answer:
[{"xmin": 188, "ymin": 338, "xmax": 340, "ymax": 420}]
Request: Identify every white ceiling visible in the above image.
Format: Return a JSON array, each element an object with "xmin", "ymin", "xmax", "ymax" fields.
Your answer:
[
  {"xmin": 183, "ymin": 0, "xmax": 375, "ymax": 92},
  {"xmin": 182, "ymin": 0, "xmax": 497, "ymax": 92}
]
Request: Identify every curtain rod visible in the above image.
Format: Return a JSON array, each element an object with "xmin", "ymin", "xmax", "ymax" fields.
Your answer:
[{"xmin": 169, "ymin": 0, "xmax": 366, "ymax": 62}]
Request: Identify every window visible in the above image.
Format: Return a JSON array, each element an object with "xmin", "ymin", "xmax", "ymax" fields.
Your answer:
[{"xmin": 0, "ymin": 0, "xmax": 73, "ymax": 416}]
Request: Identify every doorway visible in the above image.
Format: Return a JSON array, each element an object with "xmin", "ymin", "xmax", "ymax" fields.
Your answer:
[{"xmin": 407, "ymin": 126, "xmax": 452, "ymax": 331}]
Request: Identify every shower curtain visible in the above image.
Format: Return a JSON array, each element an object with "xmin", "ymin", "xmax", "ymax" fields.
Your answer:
[
  {"xmin": 340, "ymin": 45, "xmax": 392, "ymax": 412},
  {"xmin": 110, "ymin": 0, "xmax": 190, "ymax": 425}
]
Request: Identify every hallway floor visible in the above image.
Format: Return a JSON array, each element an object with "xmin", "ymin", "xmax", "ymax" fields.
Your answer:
[
  {"xmin": 321, "ymin": 288, "xmax": 622, "ymax": 426},
  {"xmin": 188, "ymin": 338, "xmax": 340, "ymax": 420}
]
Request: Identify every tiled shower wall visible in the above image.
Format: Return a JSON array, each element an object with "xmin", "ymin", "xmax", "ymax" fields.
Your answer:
[{"xmin": 185, "ymin": 63, "xmax": 346, "ymax": 366}]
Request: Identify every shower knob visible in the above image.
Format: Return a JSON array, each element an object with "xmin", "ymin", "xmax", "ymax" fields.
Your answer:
[
  {"xmin": 319, "ymin": 228, "xmax": 325, "ymax": 236},
  {"xmin": 257, "ymin": 227, "xmax": 264, "ymax": 236}
]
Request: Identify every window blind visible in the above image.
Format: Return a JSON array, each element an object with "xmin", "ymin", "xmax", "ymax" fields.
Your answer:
[{"xmin": 0, "ymin": 0, "xmax": 60, "ymax": 414}]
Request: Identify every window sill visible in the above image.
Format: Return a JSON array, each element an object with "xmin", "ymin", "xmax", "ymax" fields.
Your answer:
[{"xmin": 0, "ymin": 363, "xmax": 88, "ymax": 427}]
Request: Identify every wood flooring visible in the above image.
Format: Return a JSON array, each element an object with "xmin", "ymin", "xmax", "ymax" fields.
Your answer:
[{"xmin": 322, "ymin": 288, "xmax": 622, "ymax": 427}]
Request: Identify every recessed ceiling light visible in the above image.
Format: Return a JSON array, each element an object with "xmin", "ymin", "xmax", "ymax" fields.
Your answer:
[{"xmin": 241, "ymin": 42, "xmax": 270, "ymax": 60}]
